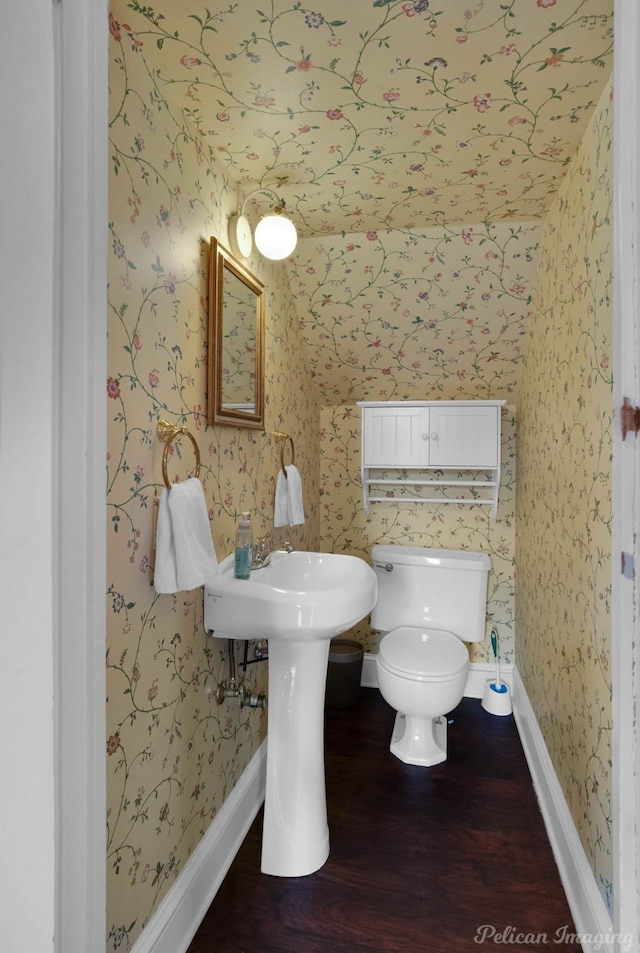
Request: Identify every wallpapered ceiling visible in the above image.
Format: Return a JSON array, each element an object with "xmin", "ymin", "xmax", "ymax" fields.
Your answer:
[
  {"xmin": 107, "ymin": 0, "xmax": 613, "ymax": 948},
  {"xmin": 118, "ymin": 0, "xmax": 612, "ymax": 234}
]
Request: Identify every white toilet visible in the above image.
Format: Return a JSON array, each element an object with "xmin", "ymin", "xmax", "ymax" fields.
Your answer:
[{"xmin": 372, "ymin": 544, "xmax": 491, "ymax": 767}]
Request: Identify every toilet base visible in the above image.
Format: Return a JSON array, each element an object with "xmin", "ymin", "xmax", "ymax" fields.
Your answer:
[{"xmin": 389, "ymin": 711, "xmax": 448, "ymax": 766}]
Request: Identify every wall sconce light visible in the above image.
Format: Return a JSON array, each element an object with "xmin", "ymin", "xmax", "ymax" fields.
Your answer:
[{"xmin": 228, "ymin": 187, "xmax": 298, "ymax": 261}]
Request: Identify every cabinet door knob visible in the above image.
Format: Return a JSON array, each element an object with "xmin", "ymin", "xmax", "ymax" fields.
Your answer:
[
  {"xmin": 421, "ymin": 432, "xmax": 429, "ymax": 440},
  {"xmin": 430, "ymin": 432, "xmax": 439, "ymax": 440}
]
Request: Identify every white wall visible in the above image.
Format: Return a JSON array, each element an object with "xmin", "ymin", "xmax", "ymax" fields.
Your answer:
[{"xmin": 0, "ymin": 5, "xmax": 56, "ymax": 952}]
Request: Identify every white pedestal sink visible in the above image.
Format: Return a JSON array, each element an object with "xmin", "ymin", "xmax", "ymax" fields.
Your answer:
[{"xmin": 204, "ymin": 550, "xmax": 377, "ymax": 877}]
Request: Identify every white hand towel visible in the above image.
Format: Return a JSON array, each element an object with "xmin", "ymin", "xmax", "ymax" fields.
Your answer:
[
  {"xmin": 273, "ymin": 465, "xmax": 305, "ymax": 527},
  {"xmin": 284, "ymin": 464, "xmax": 305, "ymax": 525},
  {"xmin": 154, "ymin": 477, "xmax": 218, "ymax": 594},
  {"xmin": 154, "ymin": 488, "xmax": 178, "ymax": 593},
  {"xmin": 274, "ymin": 469, "xmax": 290, "ymax": 528}
]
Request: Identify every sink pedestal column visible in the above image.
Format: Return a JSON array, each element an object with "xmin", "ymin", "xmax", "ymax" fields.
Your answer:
[{"xmin": 260, "ymin": 638, "xmax": 331, "ymax": 877}]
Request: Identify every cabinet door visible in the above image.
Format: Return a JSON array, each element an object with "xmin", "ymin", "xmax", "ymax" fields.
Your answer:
[
  {"xmin": 427, "ymin": 405, "xmax": 499, "ymax": 467},
  {"xmin": 363, "ymin": 406, "xmax": 428, "ymax": 466}
]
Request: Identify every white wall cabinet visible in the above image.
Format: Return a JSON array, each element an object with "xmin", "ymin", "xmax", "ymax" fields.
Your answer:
[{"xmin": 358, "ymin": 400, "xmax": 505, "ymax": 517}]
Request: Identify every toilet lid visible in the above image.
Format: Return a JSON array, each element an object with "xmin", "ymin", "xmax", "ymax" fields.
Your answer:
[{"xmin": 379, "ymin": 626, "xmax": 468, "ymax": 679}]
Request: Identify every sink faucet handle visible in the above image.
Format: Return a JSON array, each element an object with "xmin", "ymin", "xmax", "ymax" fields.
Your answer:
[{"xmin": 251, "ymin": 534, "xmax": 273, "ymax": 569}]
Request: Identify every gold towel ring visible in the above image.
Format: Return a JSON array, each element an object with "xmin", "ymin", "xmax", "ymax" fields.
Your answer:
[
  {"xmin": 271, "ymin": 430, "xmax": 295, "ymax": 478},
  {"xmin": 157, "ymin": 419, "xmax": 201, "ymax": 488}
]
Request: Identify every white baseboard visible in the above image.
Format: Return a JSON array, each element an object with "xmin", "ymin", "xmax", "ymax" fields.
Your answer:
[
  {"xmin": 131, "ymin": 741, "xmax": 267, "ymax": 953},
  {"xmin": 512, "ymin": 668, "xmax": 614, "ymax": 953},
  {"xmin": 361, "ymin": 652, "xmax": 379, "ymax": 688},
  {"xmin": 361, "ymin": 652, "xmax": 514, "ymax": 698}
]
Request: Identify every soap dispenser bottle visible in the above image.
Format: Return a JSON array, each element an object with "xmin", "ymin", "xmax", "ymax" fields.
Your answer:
[{"xmin": 234, "ymin": 512, "xmax": 253, "ymax": 579}]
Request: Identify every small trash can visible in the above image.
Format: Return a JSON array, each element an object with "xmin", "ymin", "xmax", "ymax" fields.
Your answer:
[{"xmin": 326, "ymin": 639, "xmax": 364, "ymax": 709}]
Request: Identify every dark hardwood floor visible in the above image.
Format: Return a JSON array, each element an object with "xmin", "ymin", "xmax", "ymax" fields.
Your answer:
[{"xmin": 188, "ymin": 689, "xmax": 581, "ymax": 953}]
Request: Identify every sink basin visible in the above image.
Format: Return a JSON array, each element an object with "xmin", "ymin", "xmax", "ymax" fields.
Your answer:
[
  {"xmin": 204, "ymin": 549, "xmax": 377, "ymax": 641},
  {"xmin": 204, "ymin": 550, "xmax": 377, "ymax": 878}
]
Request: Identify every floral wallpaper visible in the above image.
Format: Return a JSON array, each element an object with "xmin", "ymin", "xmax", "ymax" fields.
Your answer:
[
  {"xmin": 107, "ymin": 4, "xmax": 320, "ymax": 948},
  {"xmin": 107, "ymin": 0, "xmax": 614, "ymax": 949},
  {"xmin": 516, "ymin": 77, "xmax": 613, "ymax": 912},
  {"xmin": 285, "ymin": 221, "xmax": 541, "ymax": 663},
  {"xmin": 288, "ymin": 222, "xmax": 541, "ymax": 666},
  {"xmin": 121, "ymin": 0, "xmax": 613, "ymax": 235},
  {"xmin": 288, "ymin": 222, "xmax": 540, "ymax": 404}
]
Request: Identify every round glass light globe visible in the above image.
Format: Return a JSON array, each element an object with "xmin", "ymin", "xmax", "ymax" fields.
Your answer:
[{"xmin": 254, "ymin": 214, "xmax": 297, "ymax": 260}]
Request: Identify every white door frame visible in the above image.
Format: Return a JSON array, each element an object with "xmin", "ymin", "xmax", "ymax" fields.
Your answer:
[
  {"xmin": 51, "ymin": 1, "xmax": 638, "ymax": 950},
  {"xmin": 54, "ymin": 1, "xmax": 107, "ymax": 950},
  {"xmin": 612, "ymin": 1, "xmax": 640, "ymax": 949}
]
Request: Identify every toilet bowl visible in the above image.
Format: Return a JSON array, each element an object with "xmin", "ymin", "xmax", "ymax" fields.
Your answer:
[
  {"xmin": 376, "ymin": 626, "xmax": 469, "ymax": 766},
  {"xmin": 371, "ymin": 544, "xmax": 491, "ymax": 767}
]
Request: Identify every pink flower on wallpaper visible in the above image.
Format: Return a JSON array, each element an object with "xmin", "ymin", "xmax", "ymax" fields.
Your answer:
[
  {"xmin": 294, "ymin": 47, "xmax": 313, "ymax": 71},
  {"xmin": 149, "ymin": 370, "xmax": 159, "ymax": 389},
  {"xmin": 109, "ymin": 13, "xmax": 121, "ymax": 41},
  {"xmin": 106, "ymin": 733, "xmax": 120, "ymax": 756},
  {"xmin": 366, "ymin": 231, "xmax": 378, "ymax": 241},
  {"xmin": 462, "ymin": 227, "xmax": 474, "ymax": 244},
  {"xmin": 326, "ymin": 109, "xmax": 344, "ymax": 120},
  {"xmin": 383, "ymin": 90, "xmax": 401, "ymax": 103},
  {"xmin": 353, "ymin": 73, "xmax": 366, "ymax": 86},
  {"xmin": 121, "ymin": 24, "xmax": 142, "ymax": 49},
  {"xmin": 253, "ymin": 93, "xmax": 276, "ymax": 108},
  {"xmin": 537, "ymin": 0, "xmax": 556, "ymax": 7},
  {"xmin": 132, "ymin": 332, "xmax": 141, "ymax": 351},
  {"xmin": 107, "ymin": 377, "xmax": 120, "ymax": 399},
  {"xmin": 180, "ymin": 55, "xmax": 201, "ymax": 69},
  {"xmin": 473, "ymin": 93, "xmax": 492, "ymax": 113}
]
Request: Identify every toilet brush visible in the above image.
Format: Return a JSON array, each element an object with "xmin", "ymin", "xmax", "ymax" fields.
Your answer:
[
  {"xmin": 481, "ymin": 628, "xmax": 512, "ymax": 715},
  {"xmin": 490, "ymin": 629, "xmax": 507, "ymax": 693}
]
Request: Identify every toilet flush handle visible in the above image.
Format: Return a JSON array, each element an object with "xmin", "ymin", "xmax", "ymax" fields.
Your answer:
[{"xmin": 374, "ymin": 562, "xmax": 394, "ymax": 572}]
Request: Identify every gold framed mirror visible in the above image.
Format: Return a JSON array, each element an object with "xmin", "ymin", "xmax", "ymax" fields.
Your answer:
[{"xmin": 207, "ymin": 236, "xmax": 265, "ymax": 429}]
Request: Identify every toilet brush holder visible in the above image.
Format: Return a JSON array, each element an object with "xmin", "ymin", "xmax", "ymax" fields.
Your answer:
[
  {"xmin": 481, "ymin": 678, "xmax": 512, "ymax": 716},
  {"xmin": 482, "ymin": 627, "xmax": 512, "ymax": 716}
]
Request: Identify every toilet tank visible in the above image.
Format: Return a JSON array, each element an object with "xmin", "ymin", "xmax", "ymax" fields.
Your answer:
[{"xmin": 371, "ymin": 544, "xmax": 491, "ymax": 643}]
